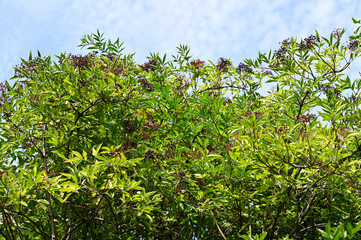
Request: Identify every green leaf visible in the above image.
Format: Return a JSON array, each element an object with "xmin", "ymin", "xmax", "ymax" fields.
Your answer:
[
  {"xmin": 92, "ymin": 144, "xmax": 103, "ymax": 157},
  {"xmin": 352, "ymin": 17, "xmax": 361, "ymax": 24}
]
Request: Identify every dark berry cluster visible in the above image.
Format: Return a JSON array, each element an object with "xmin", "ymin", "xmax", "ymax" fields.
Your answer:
[
  {"xmin": 295, "ymin": 113, "xmax": 316, "ymax": 123},
  {"xmin": 347, "ymin": 40, "xmax": 359, "ymax": 51},
  {"xmin": 178, "ymin": 170, "xmax": 186, "ymax": 177},
  {"xmin": 206, "ymin": 144, "xmax": 220, "ymax": 153},
  {"xmin": 123, "ymin": 119, "xmax": 137, "ymax": 133},
  {"xmin": 14, "ymin": 59, "xmax": 43, "ymax": 77},
  {"xmin": 274, "ymin": 39, "xmax": 290, "ymax": 61},
  {"xmin": 140, "ymin": 78, "xmax": 154, "ymax": 92},
  {"xmin": 68, "ymin": 54, "xmax": 91, "ymax": 70},
  {"xmin": 237, "ymin": 62, "xmax": 253, "ymax": 73},
  {"xmin": 164, "ymin": 143, "xmax": 175, "ymax": 159},
  {"xmin": 142, "ymin": 59, "xmax": 159, "ymax": 72},
  {"xmin": 319, "ymin": 85, "xmax": 341, "ymax": 97},
  {"xmin": 348, "ymin": 94, "xmax": 361, "ymax": 106},
  {"xmin": 190, "ymin": 59, "xmax": 205, "ymax": 68},
  {"xmin": 104, "ymin": 146, "xmax": 122, "ymax": 157},
  {"xmin": 173, "ymin": 75, "xmax": 189, "ymax": 94},
  {"xmin": 239, "ymin": 80, "xmax": 250, "ymax": 91},
  {"xmin": 274, "ymin": 47, "xmax": 287, "ymax": 61},
  {"xmin": 208, "ymin": 91, "xmax": 221, "ymax": 97},
  {"xmin": 275, "ymin": 123, "xmax": 289, "ymax": 135},
  {"xmin": 216, "ymin": 57, "xmax": 232, "ymax": 72},
  {"xmin": 104, "ymin": 54, "xmax": 116, "ymax": 62},
  {"xmin": 224, "ymin": 97, "xmax": 232, "ymax": 105},
  {"xmin": 299, "ymin": 35, "xmax": 319, "ymax": 50},
  {"xmin": 124, "ymin": 140, "xmax": 137, "ymax": 151},
  {"xmin": 0, "ymin": 82, "xmax": 12, "ymax": 119},
  {"xmin": 107, "ymin": 140, "xmax": 138, "ymax": 155},
  {"xmin": 0, "ymin": 82, "xmax": 8, "ymax": 106},
  {"xmin": 281, "ymin": 38, "xmax": 291, "ymax": 47},
  {"xmin": 244, "ymin": 110, "xmax": 263, "ymax": 118},
  {"xmin": 109, "ymin": 64, "xmax": 124, "ymax": 76},
  {"xmin": 176, "ymin": 169, "xmax": 187, "ymax": 180},
  {"xmin": 262, "ymin": 69, "xmax": 273, "ymax": 76},
  {"xmin": 295, "ymin": 113, "xmax": 317, "ymax": 138},
  {"xmin": 144, "ymin": 149, "xmax": 162, "ymax": 160}
]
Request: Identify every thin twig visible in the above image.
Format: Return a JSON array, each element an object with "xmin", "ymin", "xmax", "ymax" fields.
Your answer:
[
  {"xmin": 211, "ymin": 211, "xmax": 227, "ymax": 240},
  {"xmin": 43, "ymin": 123, "xmax": 56, "ymax": 240}
]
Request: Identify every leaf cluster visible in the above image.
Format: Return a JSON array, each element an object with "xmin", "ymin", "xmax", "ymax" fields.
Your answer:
[{"xmin": 1, "ymin": 20, "xmax": 361, "ymax": 239}]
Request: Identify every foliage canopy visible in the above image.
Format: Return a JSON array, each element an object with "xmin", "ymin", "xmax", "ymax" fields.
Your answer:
[{"xmin": 1, "ymin": 20, "xmax": 361, "ymax": 239}]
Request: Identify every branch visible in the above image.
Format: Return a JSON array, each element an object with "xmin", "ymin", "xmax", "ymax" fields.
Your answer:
[
  {"xmin": 8, "ymin": 209, "xmax": 52, "ymax": 239},
  {"xmin": 2, "ymin": 208, "xmax": 16, "ymax": 240},
  {"xmin": 211, "ymin": 211, "xmax": 227, "ymax": 240},
  {"xmin": 199, "ymin": 84, "xmax": 246, "ymax": 93},
  {"xmin": 65, "ymin": 202, "xmax": 72, "ymax": 240},
  {"xmin": 102, "ymin": 193, "xmax": 120, "ymax": 234},
  {"xmin": 289, "ymin": 191, "xmax": 317, "ymax": 237},
  {"xmin": 340, "ymin": 142, "xmax": 361, "ymax": 163},
  {"xmin": 8, "ymin": 212, "xmax": 25, "ymax": 240},
  {"xmin": 42, "ymin": 123, "xmax": 56, "ymax": 240},
  {"xmin": 296, "ymin": 90, "xmax": 310, "ymax": 120}
]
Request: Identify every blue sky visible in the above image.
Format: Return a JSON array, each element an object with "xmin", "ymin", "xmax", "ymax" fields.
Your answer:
[{"xmin": 1, "ymin": 0, "xmax": 361, "ymax": 82}]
